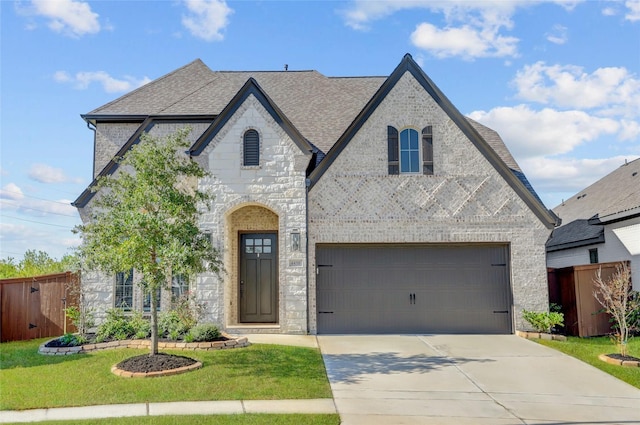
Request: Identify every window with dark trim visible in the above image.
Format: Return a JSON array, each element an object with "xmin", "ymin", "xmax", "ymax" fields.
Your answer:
[
  {"xmin": 171, "ymin": 274, "xmax": 189, "ymax": 301},
  {"xmin": 400, "ymin": 128, "xmax": 420, "ymax": 173},
  {"xmin": 143, "ymin": 287, "xmax": 161, "ymax": 312},
  {"xmin": 115, "ymin": 270, "xmax": 133, "ymax": 311},
  {"xmin": 589, "ymin": 248, "xmax": 599, "ymax": 264},
  {"xmin": 243, "ymin": 129, "xmax": 260, "ymax": 166},
  {"xmin": 422, "ymin": 126, "xmax": 433, "ymax": 175}
]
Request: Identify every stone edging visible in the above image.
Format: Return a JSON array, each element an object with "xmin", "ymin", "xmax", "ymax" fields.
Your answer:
[
  {"xmin": 516, "ymin": 330, "xmax": 567, "ymax": 342},
  {"xmin": 111, "ymin": 360, "xmax": 203, "ymax": 378},
  {"xmin": 598, "ymin": 353, "xmax": 640, "ymax": 368},
  {"xmin": 39, "ymin": 334, "xmax": 250, "ymax": 356}
]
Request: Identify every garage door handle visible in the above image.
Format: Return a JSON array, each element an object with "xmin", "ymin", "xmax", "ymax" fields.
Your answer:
[
  {"xmin": 493, "ymin": 310, "xmax": 508, "ymax": 314},
  {"xmin": 318, "ymin": 311, "xmax": 334, "ymax": 314}
]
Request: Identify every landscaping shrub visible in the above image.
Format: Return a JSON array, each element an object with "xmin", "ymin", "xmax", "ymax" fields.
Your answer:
[
  {"xmin": 522, "ymin": 309, "xmax": 564, "ymax": 333},
  {"xmin": 159, "ymin": 310, "xmax": 189, "ymax": 339},
  {"xmin": 188, "ymin": 324, "xmax": 221, "ymax": 342},
  {"xmin": 96, "ymin": 308, "xmax": 135, "ymax": 342}
]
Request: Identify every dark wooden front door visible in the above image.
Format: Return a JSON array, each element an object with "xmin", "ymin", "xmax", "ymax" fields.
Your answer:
[{"xmin": 240, "ymin": 233, "xmax": 277, "ymax": 323}]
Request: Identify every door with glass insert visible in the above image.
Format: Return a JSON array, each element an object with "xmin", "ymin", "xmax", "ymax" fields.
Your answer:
[{"xmin": 239, "ymin": 233, "xmax": 277, "ymax": 322}]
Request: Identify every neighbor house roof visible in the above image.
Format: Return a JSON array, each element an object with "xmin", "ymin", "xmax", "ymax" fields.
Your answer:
[
  {"xmin": 546, "ymin": 158, "xmax": 640, "ymax": 252},
  {"xmin": 552, "ymin": 158, "xmax": 640, "ymax": 225}
]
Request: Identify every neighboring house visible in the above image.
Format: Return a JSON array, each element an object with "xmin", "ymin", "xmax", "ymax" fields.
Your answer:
[
  {"xmin": 546, "ymin": 158, "xmax": 640, "ymax": 290},
  {"xmin": 74, "ymin": 54, "xmax": 557, "ymax": 335}
]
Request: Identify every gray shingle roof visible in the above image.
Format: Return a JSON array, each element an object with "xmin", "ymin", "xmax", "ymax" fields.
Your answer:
[
  {"xmin": 552, "ymin": 158, "xmax": 640, "ymax": 225},
  {"xmin": 546, "ymin": 219, "xmax": 604, "ymax": 251},
  {"xmin": 86, "ymin": 60, "xmax": 385, "ymax": 154}
]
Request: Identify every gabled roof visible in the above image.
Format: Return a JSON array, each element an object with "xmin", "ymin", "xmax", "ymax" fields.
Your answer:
[
  {"xmin": 553, "ymin": 158, "xmax": 640, "ymax": 225},
  {"xmin": 189, "ymin": 78, "xmax": 313, "ymax": 156},
  {"xmin": 84, "ymin": 60, "xmax": 385, "ymax": 154},
  {"xmin": 307, "ymin": 54, "xmax": 557, "ymax": 229},
  {"xmin": 72, "ymin": 116, "xmax": 214, "ymax": 208}
]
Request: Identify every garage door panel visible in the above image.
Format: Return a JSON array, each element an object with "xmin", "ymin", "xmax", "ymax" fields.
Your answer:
[{"xmin": 317, "ymin": 244, "xmax": 512, "ymax": 334}]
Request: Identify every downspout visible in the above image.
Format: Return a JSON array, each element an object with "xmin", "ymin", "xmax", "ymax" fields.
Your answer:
[{"xmin": 305, "ymin": 177, "xmax": 311, "ymax": 335}]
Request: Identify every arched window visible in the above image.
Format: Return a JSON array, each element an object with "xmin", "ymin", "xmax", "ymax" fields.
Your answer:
[
  {"xmin": 399, "ymin": 128, "xmax": 420, "ymax": 173},
  {"xmin": 243, "ymin": 129, "xmax": 260, "ymax": 166}
]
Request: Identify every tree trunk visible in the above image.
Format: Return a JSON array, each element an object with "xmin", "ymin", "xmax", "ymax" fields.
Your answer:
[{"xmin": 150, "ymin": 287, "xmax": 159, "ymax": 355}]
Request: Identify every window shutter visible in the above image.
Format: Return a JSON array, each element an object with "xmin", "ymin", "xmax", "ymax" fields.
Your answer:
[
  {"xmin": 387, "ymin": 126, "xmax": 399, "ymax": 175},
  {"xmin": 243, "ymin": 130, "xmax": 260, "ymax": 166},
  {"xmin": 422, "ymin": 126, "xmax": 433, "ymax": 175}
]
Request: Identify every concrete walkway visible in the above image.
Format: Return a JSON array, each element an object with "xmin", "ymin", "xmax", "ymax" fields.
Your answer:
[
  {"xmin": 0, "ymin": 400, "xmax": 336, "ymax": 423},
  {"xmin": 318, "ymin": 334, "xmax": 640, "ymax": 425}
]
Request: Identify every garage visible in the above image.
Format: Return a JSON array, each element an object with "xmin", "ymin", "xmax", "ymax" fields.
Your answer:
[{"xmin": 316, "ymin": 244, "xmax": 512, "ymax": 334}]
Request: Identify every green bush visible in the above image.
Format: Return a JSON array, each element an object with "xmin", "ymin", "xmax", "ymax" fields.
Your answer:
[
  {"xmin": 188, "ymin": 324, "xmax": 221, "ymax": 342},
  {"xmin": 159, "ymin": 310, "xmax": 189, "ymax": 339},
  {"xmin": 129, "ymin": 311, "xmax": 151, "ymax": 339},
  {"xmin": 96, "ymin": 308, "xmax": 135, "ymax": 342},
  {"xmin": 522, "ymin": 309, "xmax": 564, "ymax": 333}
]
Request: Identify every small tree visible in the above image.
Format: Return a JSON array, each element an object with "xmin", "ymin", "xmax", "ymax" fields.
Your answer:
[
  {"xmin": 593, "ymin": 262, "xmax": 639, "ymax": 357},
  {"xmin": 74, "ymin": 128, "xmax": 221, "ymax": 356}
]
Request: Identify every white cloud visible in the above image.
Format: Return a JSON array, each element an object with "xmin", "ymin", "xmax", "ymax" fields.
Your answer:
[
  {"xmin": 182, "ymin": 0, "xmax": 233, "ymax": 41},
  {"xmin": 626, "ymin": 0, "xmax": 640, "ymax": 21},
  {"xmin": 28, "ymin": 0, "xmax": 100, "ymax": 37},
  {"xmin": 341, "ymin": 0, "xmax": 583, "ymax": 59},
  {"xmin": 519, "ymin": 156, "xmax": 640, "ymax": 205},
  {"xmin": 468, "ymin": 105, "xmax": 619, "ymax": 158},
  {"xmin": 28, "ymin": 163, "xmax": 82, "ymax": 184},
  {"xmin": 53, "ymin": 70, "xmax": 151, "ymax": 93},
  {"xmin": 546, "ymin": 24, "xmax": 568, "ymax": 44},
  {"xmin": 512, "ymin": 62, "xmax": 640, "ymax": 117},
  {"xmin": 0, "ymin": 183, "xmax": 25, "ymax": 201},
  {"xmin": 411, "ymin": 23, "xmax": 519, "ymax": 59}
]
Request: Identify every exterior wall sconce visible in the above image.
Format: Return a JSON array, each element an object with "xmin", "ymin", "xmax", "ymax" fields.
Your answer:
[{"xmin": 291, "ymin": 229, "xmax": 300, "ymax": 252}]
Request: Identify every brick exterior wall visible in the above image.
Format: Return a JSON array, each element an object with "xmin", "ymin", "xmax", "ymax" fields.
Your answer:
[{"xmin": 308, "ymin": 72, "xmax": 551, "ymax": 332}]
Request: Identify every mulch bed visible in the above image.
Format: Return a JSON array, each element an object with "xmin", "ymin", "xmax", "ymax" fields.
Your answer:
[
  {"xmin": 116, "ymin": 353, "xmax": 198, "ymax": 373},
  {"xmin": 605, "ymin": 353, "xmax": 640, "ymax": 362}
]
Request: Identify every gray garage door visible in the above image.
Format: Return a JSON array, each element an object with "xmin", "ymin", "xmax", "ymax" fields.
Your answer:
[{"xmin": 316, "ymin": 244, "xmax": 512, "ymax": 334}]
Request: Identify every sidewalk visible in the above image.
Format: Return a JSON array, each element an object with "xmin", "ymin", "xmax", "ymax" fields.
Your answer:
[{"xmin": 0, "ymin": 399, "xmax": 337, "ymax": 423}]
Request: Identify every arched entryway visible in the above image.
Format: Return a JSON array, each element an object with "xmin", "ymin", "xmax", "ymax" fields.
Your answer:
[{"xmin": 226, "ymin": 205, "xmax": 279, "ymax": 325}]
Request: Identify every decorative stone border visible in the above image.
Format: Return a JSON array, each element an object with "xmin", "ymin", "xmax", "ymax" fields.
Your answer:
[
  {"xmin": 39, "ymin": 334, "xmax": 250, "ymax": 356},
  {"xmin": 516, "ymin": 330, "xmax": 567, "ymax": 342},
  {"xmin": 599, "ymin": 353, "xmax": 640, "ymax": 368},
  {"xmin": 111, "ymin": 360, "xmax": 203, "ymax": 378}
]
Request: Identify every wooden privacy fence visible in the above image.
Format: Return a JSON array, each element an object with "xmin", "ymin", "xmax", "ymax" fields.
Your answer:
[
  {"xmin": 548, "ymin": 262, "xmax": 627, "ymax": 337},
  {"xmin": 0, "ymin": 272, "xmax": 78, "ymax": 342}
]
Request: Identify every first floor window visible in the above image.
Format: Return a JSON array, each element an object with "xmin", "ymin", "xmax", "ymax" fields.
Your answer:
[
  {"xmin": 171, "ymin": 274, "xmax": 189, "ymax": 301},
  {"xmin": 400, "ymin": 128, "xmax": 420, "ymax": 173},
  {"xmin": 143, "ymin": 286, "xmax": 161, "ymax": 312},
  {"xmin": 115, "ymin": 270, "xmax": 133, "ymax": 311}
]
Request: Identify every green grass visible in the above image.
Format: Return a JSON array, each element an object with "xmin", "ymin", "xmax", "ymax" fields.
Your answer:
[
  {"xmin": 3, "ymin": 414, "xmax": 341, "ymax": 425},
  {"xmin": 536, "ymin": 336, "xmax": 640, "ymax": 389},
  {"xmin": 0, "ymin": 338, "xmax": 332, "ymax": 410}
]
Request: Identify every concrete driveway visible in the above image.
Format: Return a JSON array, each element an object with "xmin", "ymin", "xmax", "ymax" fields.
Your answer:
[{"xmin": 317, "ymin": 335, "xmax": 640, "ymax": 425}]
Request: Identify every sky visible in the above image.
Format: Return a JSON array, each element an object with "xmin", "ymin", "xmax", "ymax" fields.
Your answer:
[{"xmin": 1, "ymin": 0, "xmax": 639, "ymax": 261}]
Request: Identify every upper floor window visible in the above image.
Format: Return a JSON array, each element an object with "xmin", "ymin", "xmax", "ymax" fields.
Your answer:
[
  {"xmin": 243, "ymin": 129, "xmax": 260, "ymax": 166},
  {"xmin": 115, "ymin": 270, "xmax": 133, "ymax": 311},
  {"xmin": 388, "ymin": 126, "xmax": 434, "ymax": 175},
  {"xmin": 400, "ymin": 128, "xmax": 420, "ymax": 173}
]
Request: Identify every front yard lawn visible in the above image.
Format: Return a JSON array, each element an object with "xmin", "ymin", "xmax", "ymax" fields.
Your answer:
[
  {"xmin": 3, "ymin": 414, "xmax": 341, "ymax": 425},
  {"xmin": 536, "ymin": 336, "xmax": 640, "ymax": 389},
  {"xmin": 0, "ymin": 338, "xmax": 332, "ymax": 411}
]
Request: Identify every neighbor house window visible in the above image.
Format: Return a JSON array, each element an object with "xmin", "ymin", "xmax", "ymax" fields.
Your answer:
[
  {"xmin": 400, "ymin": 128, "xmax": 420, "ymax": 173},
  {"xmin": 115, "ymin": 270, "xmax": 133, "ymax": 311},
  {"xmin": 243, "ymin": 129, "xmax": 260, "ymax": 166},
  {"xmin": 589, "ymin": 248, "xmax": 599, "ymax": 264},
  {"xmin": 171, "ymin": 274, "xmax": 189, "ymax": 301}
]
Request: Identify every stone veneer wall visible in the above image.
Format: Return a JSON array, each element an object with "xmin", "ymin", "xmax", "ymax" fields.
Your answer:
[
  {"xmin": 193, "ymin": 95, "xmax": 310, "ymax": 333},
  {"xmin": 308, "ymin": 72, "xmax": 551, "ymax": 333}
]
